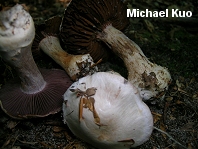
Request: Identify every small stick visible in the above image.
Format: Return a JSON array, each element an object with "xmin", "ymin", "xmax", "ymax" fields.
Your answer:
[
  {"xmin": 153, "ymin": 126, "xmax": 187, "ymax": 149},
  {"xmin": 90, "ymin": 58, "xmax": 103, "ymax": 68}
]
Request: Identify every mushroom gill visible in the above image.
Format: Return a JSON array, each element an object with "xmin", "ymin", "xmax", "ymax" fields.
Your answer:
[{"xmin": 60, "ymin": 0, "xmax": 129, "ymax": 62}]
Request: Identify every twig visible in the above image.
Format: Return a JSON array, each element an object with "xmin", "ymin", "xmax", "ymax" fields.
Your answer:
[
  {"xmin": 12, "ymin": 135, "xmax": 19, "ymax": 147},
  {"xmin": 17, "ymin": 139, "xmax": 38, "ymax": 145},
  {"xmin": 153, "ymin": 126, "xmax": 188, "ymax": 149},
  {"xmin": 90, "ymin": 58, "xmax": 103, "ymax": 68}
]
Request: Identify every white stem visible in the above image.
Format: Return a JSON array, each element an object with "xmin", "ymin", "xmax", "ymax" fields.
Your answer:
[
  {"xmin": 0, "ymin": 4, "xmax": 46, "ymax": 94},
  {"xmin": 98, "ymin": 24, "xmax": 171, "ymax": 100},
  {"xmin": 39, "ymin": 36, "xmax": 96, "ymax": 80}
]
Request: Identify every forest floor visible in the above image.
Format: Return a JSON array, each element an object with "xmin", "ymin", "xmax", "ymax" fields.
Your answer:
[{"xmin": 0, "ymin": 0, "xmax": 198, "ymax": 149}]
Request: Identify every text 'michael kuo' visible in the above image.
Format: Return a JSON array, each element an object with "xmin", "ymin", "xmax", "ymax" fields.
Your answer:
[{"xmin": 127, "ymin": 9, "xmax": 193, "ymax": 18}]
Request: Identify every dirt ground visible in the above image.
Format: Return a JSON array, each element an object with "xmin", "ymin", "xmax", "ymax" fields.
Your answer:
[{"xmin": 0, "ymin": 0, "xmax": 198, "ymax": 149}]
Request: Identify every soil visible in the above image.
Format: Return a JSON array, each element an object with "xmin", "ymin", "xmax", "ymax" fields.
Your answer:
[{"xmin": 0, "ymin": 0, "xmax": 198, "ymax": 149}]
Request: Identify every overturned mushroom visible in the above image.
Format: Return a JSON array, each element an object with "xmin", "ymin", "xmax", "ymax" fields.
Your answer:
[
  {"xmin": 0, "ymin": 4, "xmax": 73, "ymax": 119},
  {"xmin": 60, "ymin": 0, "xmax": 129, "ymax": 62},
  {"xmin": 60, "ymin": 0, "xmax": 171, "ymax": 100},
  {"xmin": 63, "ymin": 72, "xmax": 153, "ymax": 148},
  {"xmin": 33, "ymin": 16, "xmax": 98, "ymax": 81}
]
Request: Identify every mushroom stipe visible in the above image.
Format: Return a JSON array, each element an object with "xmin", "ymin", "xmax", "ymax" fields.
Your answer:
[
  {"xmin": 60, "ymin": 0, "xmax": 171, "ymax": 100},
  {"xmin": 0, "ymin": 4, "xmax": 73, "ymax": 119}
]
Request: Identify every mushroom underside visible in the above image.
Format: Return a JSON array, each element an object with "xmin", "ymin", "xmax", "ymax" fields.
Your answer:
[
  {"xmin": 60, "ymin": 0, "xmax": 129, "ymax": 62},
  {"xmin": 0, "ymin": 69, "xmax": 73, "ymax": 119}
]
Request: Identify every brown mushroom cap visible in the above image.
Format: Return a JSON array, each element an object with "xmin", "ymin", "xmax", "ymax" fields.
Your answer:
[
  {"xmin": 60, "ymin": 0, "xmax": 129, "ymax": 62},
  {"xmin": 0, "ymin": 69, "xmax": 73, "ymax": 119}
]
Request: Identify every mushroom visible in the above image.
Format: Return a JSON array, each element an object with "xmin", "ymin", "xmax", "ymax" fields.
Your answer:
[
  {"xmin": 60, "ymin": 0, "xmax": 171, "ymax": 100},
  {"xmin": 0, "ymin": 4, "xmax": 73, "ymax": 119},
  {"xmin": 63, "ymin": 71, "xmax": 153, "ymax": 148},
  {"xmin": 60, "ymin": 0, "xmax": 129, "ymax": 62},
  {"xmin": 32, "ymin": 16, "xmax": 98, "ymax": 81}
]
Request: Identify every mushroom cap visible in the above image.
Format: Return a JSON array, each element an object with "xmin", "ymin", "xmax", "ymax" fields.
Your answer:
[
  {"xmin": 32, "ymin": 16, "xmax": 62, "ymax": 59},
  {"xmin": 63, "ymin": 72, "xmax": 153, "ymax": 148},
  {"xmin": 0, "ymin": 4, "xmax": 35, "ymax": 56},
  {"xmin": 0, "ymin": 69, "xmax": 73, "ymax": 119},
  {"xmin": 60, "ymin": 0, "xmax": 129, "ymax": 62}
]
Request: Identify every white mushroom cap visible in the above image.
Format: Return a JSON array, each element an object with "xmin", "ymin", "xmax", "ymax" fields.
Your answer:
[
  {"xmin": 0, "ymin": 4, "xmax": 35, "ymax": 55},
  {"xmin": 63, "ymin": 72, "xmax": 153, "ymax": 148}
]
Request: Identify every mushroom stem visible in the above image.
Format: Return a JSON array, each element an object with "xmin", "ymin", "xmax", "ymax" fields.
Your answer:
[
  {"xmin": 6, "ymin": 44, "xmax": 46, "ymax": 94},
  {"xmin": 97, "ymin": 24, "xmax": 171, "ymax": 99},
  {"xmin": 0, "ymin": 5, "xmax": 73, "ymax": 119},
  {"xmin": 0, "ymin": 4, "xmax": 46, "ymax": 94},
  {"xmin": 39, "ymin": 35, "xmax": 96, "ymax": 81}
]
